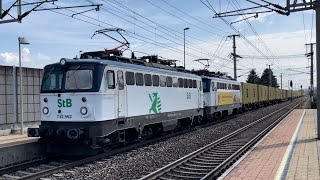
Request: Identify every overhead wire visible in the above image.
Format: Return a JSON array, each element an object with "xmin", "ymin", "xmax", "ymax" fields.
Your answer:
[
  {"xmin": 99, "ymin": 0, "xmax": 227, "ymax": 61},
  {"xmin": 143, "ymin": 0, "xmax": 224, "ymax": 37},
  {"xmin": 230, "ymin": 0, "xmax": 287, "ymax": 71},
  {"xmin": 159, "ymin": 0, "xmax": 231, "ymax": 34},
  {"xmin": 96, "ymin": 1, "xmax": 230, "ymax": 62},
  {"xmin": 200, "ymin": 0, "xmax": 281, "ymax": 76},
  {"xmin": 38, "ymin": 1, "xmax": 234, "ymax": 69}
]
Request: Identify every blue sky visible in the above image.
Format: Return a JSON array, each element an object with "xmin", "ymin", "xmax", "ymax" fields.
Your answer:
[{"xmin": 0, "ymin": 0, "xmax": 316, "ymax": 89}]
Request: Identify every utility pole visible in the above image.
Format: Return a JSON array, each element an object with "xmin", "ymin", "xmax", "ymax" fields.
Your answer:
[
  {"xmin": 228, "ymin": 34, "xmax": 240, "ymax": 80},
  {"xmin": 280, "ymin": 73, "xmax": 283, "ymax": 89},
  {"xmin": 316, "ymin": 0, "xmax": 320, "ymax": 139},
  {"xmin": 306, "ymin": 43, "xmax": 316, "ymax": 104},
  {"xmin": 267, "ymin": 64, "xmax": 272, "ymax": 87}
]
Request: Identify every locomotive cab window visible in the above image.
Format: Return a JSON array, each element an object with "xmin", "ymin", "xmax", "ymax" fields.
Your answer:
[
  {"xmin": 153, "ymin": 75, "xmax": 159, "ymax": 86},
  {"xmin": 178, "ymin": 78, "xmax": 183, "ymax": 88},
  {"xmin": 145, "ymin": 74, "xmax": 152, "ymax": 86},
  {"xmin": 184, "ymin": 79, "xmax": 188, "ymax": 88},
  {"xmin": 193, "ymin": 80, "xmax": 197, "ymax": 88},
  {"xmin": 117, "ymin": 71, "xmax": 124, "ymax": 90},
  {"xmin": 173, "ymin": 77, "xmax": 178, "ymax": 87},
  {"xmin": 126, "ymin": 71, "xmax": 135, "ymax": 85},
  {"xmin": 65, "ymin": 68, "xmax": 93, "ymax": 90},
  {"xmin": 160, "ymin": 75, "xmax": 166, "ymax": 87},
  {"xmin": 188, "ymin": 79, "xmax": 192, "ymax": 88},
  {"xmin": 212, "ymin": 82, "xmax": 215, "ymax": 91},
  {"xmin": 202, "ymin": 79, "xmax": 210, "ymax": 92},
  {"xmin": 135, "ymin": 73, "xmax": 144, "ymax": 86},
  {"xmin": 106, "ymin": 70, "xmax": 115, "ymax": 89},
  {"xmin": 42, "ymin": 68, "xmax": 63, "ymax": 91},
  {"xmin": 167, "ymin": 77, "xmax": 172, "ymax": 87}
]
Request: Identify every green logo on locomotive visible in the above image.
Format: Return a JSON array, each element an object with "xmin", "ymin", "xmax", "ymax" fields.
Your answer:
[
  {"xmin": 149, "ymin": 92, "xmax": 161, "ymax": 114},
  {"xmin": 58, "ymin": 98, "xmax": 72, "ymax": 108}
]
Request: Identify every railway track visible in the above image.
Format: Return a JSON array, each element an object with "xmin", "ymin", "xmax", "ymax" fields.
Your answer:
[
  {"xmin": 140, "ymin": 100, "xmax": 302, "ymax": 180},
  {"xmin": 0, "ymin": 114, "xmax": 240, "ymax": 180},
  {"xmin": 0, "ymin": 100, "xmax": 300, "ymax": 180}
]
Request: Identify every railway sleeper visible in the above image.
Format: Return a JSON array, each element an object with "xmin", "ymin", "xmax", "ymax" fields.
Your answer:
[
  {"xmin": 183, "ymin": 162, "xmax": 216, "ymax": 169},
  {"xmin": 201, "ymin": 152, "xmax": 230, "ymax": 158},
  {"xmin": 206, "ymin": 150, "xmax": 234, "ymax": 155},
  {"xmin": 172, "ymin": 169, "xmax": 208, "ymax": 175},
  {"xmin": 28, "ymin": 167, "xmax": 42, "ymax": 172},
  {"xmin": 39, "ymin": 164, "xmax": 56, "ymax": 169},
  {"xmin": 159, "ymin": 177, "xmax": 175, "ymax": 180},
  {"xmin": 217, "ymin": 144, "xmax": 244, "ymax": 148},
  {"xmin": 188, "ymin": 159, "xmax": 221, "ymax": 166},
  {"xmin": 17, "ymin": 170, "xmax": 33, "ymax": 175},
  {"xmin": 2, "ymin": 174, "xmax": 20, "ymax": 179},
  {"xmin": 179, "ymin": 165, "xmax": 210, "ymax": 172},
  {"xmin": 197, "ymin": 155, "xmax": 226, "ymax": 160},
  {"xmin": 219, "ymin": 141, "xmax": 247, "ymax": 146},
  {"xmin": 194, "ymin": 157, "xmax": 223, "ymax": 162},
  {"xmin": 165, "ymin": 172, "xmax": 203, "ymax": 180},
  {"xmin": 212, "ymin": 148, "xmax": 239, "ymax": 153}
]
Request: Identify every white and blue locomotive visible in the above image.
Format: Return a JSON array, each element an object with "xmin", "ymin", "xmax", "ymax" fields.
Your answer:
[{"xmin": 28, "ymin": 52, "xmax": 241, "ymax": 155}]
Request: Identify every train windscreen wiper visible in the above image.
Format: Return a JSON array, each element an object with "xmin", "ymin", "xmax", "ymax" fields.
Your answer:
[{"xmin": 66, "ymin": 65, "xmax": 81, "ymax": 79}]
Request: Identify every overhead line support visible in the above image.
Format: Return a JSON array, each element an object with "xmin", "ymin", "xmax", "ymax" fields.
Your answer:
[
  {"xmin": 228, "ymin": 34, "xmax": 240, "ymax": 80},
  {"xmin": 305, "ymin": 43, "xmax": 316, "ymax": 104}
]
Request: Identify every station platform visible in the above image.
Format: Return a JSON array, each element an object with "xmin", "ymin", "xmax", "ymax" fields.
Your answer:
[
  {"xmin": 0, "ymin": 134, "xmax": 43, "ymax": 168},
  {"xmin": 0, "ymin": 134, "xmax": 39, "ymax": 148},
  {"xmin": 220, "ymin": 109, "xmax": 319, "ymax": 180}
]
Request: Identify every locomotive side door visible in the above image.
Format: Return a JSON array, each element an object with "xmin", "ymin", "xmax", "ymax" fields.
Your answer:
[
  {"xmin": 211, "ymin": 81, "xmax": 217, "ymax": 107},
  {"xmin": 117, "ymin": 70, "xmax": 125, "ymax": 118},
  {"xmin": 198, "ymin": 80, "xmax": 202, "ymax": 108}
]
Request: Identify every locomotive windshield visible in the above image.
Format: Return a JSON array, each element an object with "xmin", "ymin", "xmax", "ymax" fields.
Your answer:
[
  {"xmin": 42, "ymin": 67, "xmax": 63, "ymax": 91},
  {"xmin": 65, "ymin": 67, "xmax": 93, "ymax": 90},
  {"xmin": 41, "ymin": 63, "xmax": 104, "ymax": 93}
]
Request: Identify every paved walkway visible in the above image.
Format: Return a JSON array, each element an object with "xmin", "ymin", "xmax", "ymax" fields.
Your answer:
[
  {"xmin": 0, "ymin": 134, "xmax": 38, "ymax": 148},
  {"xmin": 285, "ymin": 110, "xmax": 320, "ymax": 180},
  {"xmin": 221, "ymin": 109, "xmax": 306, "ymax": 180}
]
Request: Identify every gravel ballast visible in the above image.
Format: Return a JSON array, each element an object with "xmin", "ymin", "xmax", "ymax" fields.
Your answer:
[{"xmin": 46, "ymin": 99, "xmax": 302, "ymax": 180}]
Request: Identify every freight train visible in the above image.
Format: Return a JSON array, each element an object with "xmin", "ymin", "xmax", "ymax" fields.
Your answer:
[{"xmin": 28, "ymin": 51, "xmax": 301, "ymax": 155}]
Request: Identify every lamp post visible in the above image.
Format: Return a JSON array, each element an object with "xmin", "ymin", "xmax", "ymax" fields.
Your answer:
[
  {"xmin": 183, "ymin": 27, "xmax": 189, "ymax": 69},
  {"xmin": 18, "ymin": 37, "xmax": 30, "ymax": 134}
]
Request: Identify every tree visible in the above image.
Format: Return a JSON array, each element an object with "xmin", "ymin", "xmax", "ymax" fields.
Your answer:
[
  {"xmin": 246, "ymin": 69, "xmax": 260, "ymax": 84},
  {"xmin": 259, "ymin": 68, "xmax": 279, "ymax": 88}
]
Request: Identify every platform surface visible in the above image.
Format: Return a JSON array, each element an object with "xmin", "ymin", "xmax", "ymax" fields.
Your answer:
[
  {"xmin": 221, "ymin": 109, "xmax": 319, "ymax": 180},
  {"xmin": 0, "ymin": 133, "xmax": 38, "ymax": 148}
]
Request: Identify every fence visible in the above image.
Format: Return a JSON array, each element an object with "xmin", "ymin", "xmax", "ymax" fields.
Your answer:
[{"xmin": 0, "ymin": 65, "xmax": 42, "ymax": 130}]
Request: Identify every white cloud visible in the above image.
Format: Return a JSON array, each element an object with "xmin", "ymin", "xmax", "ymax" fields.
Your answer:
[
  {"xmin": 0, "ymin": 52, "xmax": 18, "ymax": 64},
  {"xmin": 0, "ymin": 48, "xmax": 30, "ymax": 65}
]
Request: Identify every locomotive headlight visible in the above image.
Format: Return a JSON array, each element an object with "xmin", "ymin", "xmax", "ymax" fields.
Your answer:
[
  {"xmin": 80, "ymin": 107, "xmax": 88, "ymax": 115},
  {"xmin": 42, "ymin": 107, "xmax": 49, "ymax": 115},
  {"xmin": 60, "ymin": 58, "xmax": 67, "ymax": 66}
]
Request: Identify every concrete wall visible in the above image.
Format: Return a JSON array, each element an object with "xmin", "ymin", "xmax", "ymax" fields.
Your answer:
[{"xmin": 0, "ymin": 65, "xmax": 43, "ymax": 130}]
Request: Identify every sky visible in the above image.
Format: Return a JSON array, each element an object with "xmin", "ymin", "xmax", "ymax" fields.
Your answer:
[{"xmin": 0, "ymin": 0, "xmax": 316, "ymax": 90}]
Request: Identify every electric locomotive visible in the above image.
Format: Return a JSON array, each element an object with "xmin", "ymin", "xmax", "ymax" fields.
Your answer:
[{"xmin": 28, "ymin": 51, "xmax": 203, "ymax": 155}]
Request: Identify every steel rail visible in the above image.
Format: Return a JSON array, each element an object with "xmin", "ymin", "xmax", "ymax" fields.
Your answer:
[
  {"xmin": 201, "ymin": 101, "xmax": 301, "ymax": 179},
  {"xmin": 1, "ymin": 100, "xmax": 300, "ymax": 179},
  {"xmin": 140, "ymin": 100, "xmax": 301, "ymax": 180},
  {"xmin": 4, "ymin": 115, "xmax": 237, "ymax": 180}
]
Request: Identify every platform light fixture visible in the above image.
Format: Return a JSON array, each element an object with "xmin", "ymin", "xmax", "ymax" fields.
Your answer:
[{"xmin": 18, "ymin": 37, "xmax": 30, "ymax": 134}]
